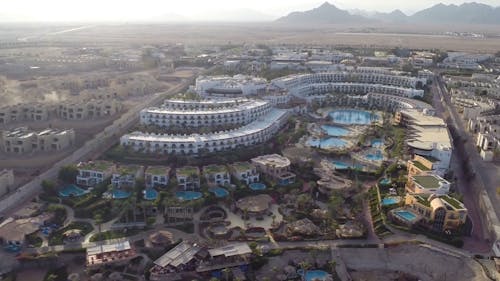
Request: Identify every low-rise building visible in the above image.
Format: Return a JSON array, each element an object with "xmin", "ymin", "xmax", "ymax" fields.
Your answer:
[
  {"xmin": 229, "ymin": 162, "xmax": 260, "ymax": 185},
  {"xmin": 57, "ymin": 99, "xmax": 121, "ymax": 120},
  {"xmin": 76, "ymin": 160, "xmax": 115, "ymax": 187},
  {"xmin": 150, "ymin": 241, "xmax": 202, "ymax": 281},
  {"xmin": 1, "ymin": 127, "xmax": 75, "ymax": 154},
  {"xmin": 0, "ymin": 213, "xmax": 53, "ymax": 247},
  {"xmin": 203, "ymin": 164, "xmax": 230, "ymax": 187},
  {"xmin": 86, "ymin": 241, "xmax": 137, "ymax": 268},
  {"xmin": 406, "ymin": 173, "xmax": 450, "ymax": 195},
  {"xmin": 145, "ymin": 166, "xmax": 170, "ymax": 188},
  {"xmin": 111, "ymin": 165, "xmax": 144, "ymax": 189},
  {"xmin": 251, "ymin": 154, "xmax": 296, "ymax": 185},
  {"xmin": 176, "ymin": 166, "xmax": 200, "ymax": 190},
  {"xmin": 197, "ymin": 243, "xmax": 252, "ymax": 272},
  {"xmin": 405, "ymin": 193, "xmax": 467, "ymax": 232},
  {"xmin": 0, "ymin": 169, "xmax": 14, "ymax": 196},
  {"xmin": 0, "ymin": 103, "xmax": 50, "ymax": 124},
  {"xmin": 407, "ymin": 155, "xmax": 442, "ymax": 178}
]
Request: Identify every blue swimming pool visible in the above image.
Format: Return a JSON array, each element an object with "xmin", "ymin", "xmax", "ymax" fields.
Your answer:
[
  {"xmin": 249, "ymin": 182, "xmax": 266, "ymax": 191},
  {"xmin": 394, "ymin": 210, "xmax": 417, "ymax": 222},
  {"xmin": 382, "ymin": 197, "xmax": 400, "ymax": 206},
  {"xmin": 371, "ymin": 139, "xmax": 384, "ymax": 147},
  {"xmin": 209, "ymin": 187, "xmax": 229, "ymax": 198},
  {"xmin": 321, "ymin": 125, "xmax": 349, "ymax": 137},
  {"xmin": 307, "ymin": 137, "xmax": 347, "ymax": 148},
  {"xmin": 379, "ymin": 178, "xmax": 391, "ymax": 185},
  {"xmin": 176, "ymin": 191, "xmax": 202, "ymax": 201},
  {"xmin": 332, "ymin": 161, "xmax": 364, "ymax": 170},
  {"xmin": 143, "ymin": 188, "xmax": 158, "ymax": 200},
  {"xmin": 329, "ymin": 109, "xmax": 378, "ymax": 125},
  {"xmin": 59, "ymin": 184, "xmax": 88, "ymax": 197},
  {"xmin": 112, "ymin": 189, "xmax": 131, "ymax": 199},
  {"xmin": 297, "ymin": 269, "xmax": 329, "ymax": 281},
  {"xmin": 365, "ymin": 150, "xmax": 383, "ymax": 161}
]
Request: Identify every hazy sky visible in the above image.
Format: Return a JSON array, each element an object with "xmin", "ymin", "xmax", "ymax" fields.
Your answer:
[{"xmin": 1, "ymin": 0, "xmax": 500, "ymax": 22}]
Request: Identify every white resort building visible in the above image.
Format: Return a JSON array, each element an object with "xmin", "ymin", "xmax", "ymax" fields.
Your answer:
[
  {"xmin": 121, "ymin": 108, "xmax": 290, "ymax": 155},
  {"xmin": 76, "ymin": 160, "xmax": 115, "ymax": 187},
  {"xmin": 195, "ymin": 75, "xmax": 268, "ymax": 97},
  {"xmin": 140, "ymin": 98, "xmax": 272, "ymax": 128}
]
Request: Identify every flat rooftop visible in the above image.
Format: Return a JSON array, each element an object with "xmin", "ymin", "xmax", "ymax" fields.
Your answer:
[
  {"xmin": 146, "ymin": 166, "xmax": 170, "ymax": 175},
  {"xmin": 413, "ymin": 175, "xmax": 447, "ymax": 189},
  {"xmin": 77, "ymin": 160, "xmax": 114, "ymax": 172},
  {"xmin": 87, "ymin": 241, "xmax": 131, "ymax": 256},
  {"xmin": 154, "ymin": 241, "xmax": 201, "ymax": 268}
]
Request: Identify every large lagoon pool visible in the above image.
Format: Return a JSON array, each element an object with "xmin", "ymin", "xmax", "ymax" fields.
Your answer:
[
  {"xmin": 329, "ymin": 109, "xmax": 378, "ymax": 125},
  {"xmin": 176, "ymin": 191, "xmax": 202, "ymax": 201},
  {"xmin": 297, "ymin": 269, "xmax": 330, "ymax": 281},
  {"xmin": 365, "ymin": 150, "xmax": 384, "ymax": 161},
  {"xmin": 371, "ymin": 139, "xmax": 384, "ymax": 147},
  {"xmin": 321, "ymin": 125, "xmax": 349, "ymax": 137},
  {"xmin": 59, "ymin": 184, "xmax": 88, "ymax": 197},
  {"xmin": 307, "ymin": 137, "xmax": 347, "ymax": 149}
]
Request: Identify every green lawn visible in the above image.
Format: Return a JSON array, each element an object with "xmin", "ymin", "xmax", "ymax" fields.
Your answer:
[
  {"xmin": 49, "ymin": 221, "xmax": 94, "ymax": 246},
  {"xmin": 89, "ymin": 229, "xmax": 142, "ymax": 242}
]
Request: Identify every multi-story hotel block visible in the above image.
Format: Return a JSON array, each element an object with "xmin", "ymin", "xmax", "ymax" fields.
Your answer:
[
  {"xmin": 140, "ymin": 99, "xmax": 271, "ymax": 128},
  {"xmin": 195, "ymin": 75, "xmax": 268, "ymax": 97},
  {"xmin": 1, "ymin": 127, "xmax": 75, "ymax": 154},
  {"xmin": 203, "ymin": 164, "xmax": 230, "ymax": 187},
  {"xmin": 145, "ymin": 166, "xmax": 171, "ymax": 188},
  {"xmin": 121, "ymin": 108, "xmax": 290, "ymax": 155},
  {"xmin": 405, "ymin": 193, "xmax": 467, "ymax": 232},
  {"xmin": 395, "ymin": 109, "xmax": 452, "ymax": 174},
  {"xmin": 229, "ymin": 162, "xmax": 260, "ymax": 185},
  {"xmin": 0, "ymin": 104, "xmax": 50, "ymax": 124},
  {"xmin": 0, "ymin": 169, "xmax": 14, "ymax": 196},
  {"xmin": 176, "ymin": 166, "xmax": 200, "ymax": 190},
  {"xmin": 111, "ymin": 165, "xmax": 144, "ymax": 189},
  {"xmin": 251, "ymin": 154, "xmax": 296, "ymax": 185},
  {"xmin": 57, "ymin": 99, "xmax": 122, "ymax": 120},
  {"xmin": 406, "ymin": 173, "xmax": 450, "ymax": 195},
  {"xmin": 76, "ymin": 160, "xmax": 115, "ymax": 187},
  {"xmin": 271, "ymin": 72, "xmax": 426, "ymax": 101}
]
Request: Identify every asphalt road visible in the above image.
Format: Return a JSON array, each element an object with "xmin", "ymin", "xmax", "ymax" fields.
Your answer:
[{"xmin": 434, "ymin": 75, "xmax": 500, "ymax": 243}]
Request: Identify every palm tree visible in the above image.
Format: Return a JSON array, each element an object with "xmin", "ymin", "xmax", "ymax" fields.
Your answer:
[
  {"xmin": 298, "ymin": 261, "xmax": 311, "ymax": 281},
  {"xmin": 222, "ymin": 268, "xmax": 231, "ymax": 281},
  {"xmin": 94, "ymin": 213, "xmax": 103, "ymax": 235}
]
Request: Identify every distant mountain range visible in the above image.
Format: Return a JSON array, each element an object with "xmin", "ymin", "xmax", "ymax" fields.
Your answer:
[{"xmin": 276, "ymin": 2, "xmax": 500, "ymax": 25}]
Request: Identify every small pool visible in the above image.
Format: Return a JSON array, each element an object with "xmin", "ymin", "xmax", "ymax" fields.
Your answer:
[
  {"xmin": 321, "ymin": 125, "xmax": 349, "ymax": 136},
  {"xmin": 59, "ymin": 184, "xmax": 88, "ymax": 197},
  {"xmin": 381, "ymin": 197, "xmax": 401, "ymax": 206},
  {"xmin": 143, "ymin": 188, "xmax": 158, "ymax": 200},
  {"xmin": 209, "ymin": 187, "xmax": 229, "ymax": 198},
  {"xmin": 365, "ymin": 150, "xmax": 383, "ymax": 161},
  {"xmin": 176, "ymin": 191, "xmax": 202, "ymax": 201},
  {"xmin": 394, "ymin": 210, "xmax": 417, "ymax": 222},
  {"xmin": 379, "ymin": 178, "xmax": 391, "ymax": 185},
  {"xmin": 249, "ymin": 182, "xmax": 266, "ymax": 191},
  {"xmin": 307, "ymin": 137, "xmax": 347, "ymax": 148},
  {"xmin": 329, "ymin": 109, "xmax": 378, "ymax": 125},
  {"xmin": 371, "ymin": 139, "xmax": 384, "ymax": 147},
  {"xmin": 112, "ymin": 189, "xmax": 131, "ymax": 199},
  {"xmin": 332, "ymin": 161, "xmax": 364, "ymax": 170},
  {"xmin": 297, "ymin": 269, "xmax": 330, "ymax": 281}
]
